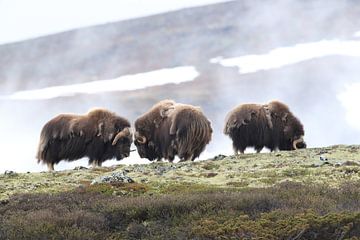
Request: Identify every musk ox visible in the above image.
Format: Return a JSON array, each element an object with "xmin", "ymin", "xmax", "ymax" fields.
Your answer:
[
  {"xmin": 134, "ymin": 100, "xmax": 212, "ymax": 162},
  {"xmin": 224, "ymin": 100, "xmax": 306, "ymax": 154},
  {"xmin": 37, "ymin": 108, "xmax": 132, "ymax": 171}
]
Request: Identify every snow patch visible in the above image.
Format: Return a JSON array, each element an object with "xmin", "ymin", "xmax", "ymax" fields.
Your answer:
[
  {"xmin": 5, "ymin": 66, "xmax": 199, "ymax": 100},
  {"xmin": 211, "ymin": 39, "xmax": 360, "ymax": 73}
]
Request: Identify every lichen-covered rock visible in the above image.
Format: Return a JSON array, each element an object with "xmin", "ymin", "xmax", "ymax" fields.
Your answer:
[
  {"xmin": 4, "ymin": 170, "xmax": 17, "ymax": 176},
  {"xmin": 91, "ymin": 172, "xmax": 134, "ymax": 185}
]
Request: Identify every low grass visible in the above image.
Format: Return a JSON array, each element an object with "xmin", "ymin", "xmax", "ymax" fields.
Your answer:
[{"xmin": 1, "ymin": 181, "xmax": 360, "ymax": 239}]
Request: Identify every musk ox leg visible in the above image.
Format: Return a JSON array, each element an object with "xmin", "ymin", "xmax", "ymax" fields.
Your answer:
[
  {"xmin": 233, "ymin": 142, "xmax": 245, "ymax": 155},
  {"xmin": 255, "ymin": 146, "xmax": 263, "ymax": 153},
  {"xmin": 91, "ymin": 161, "xmax": 97, "ymax": 168},
  {"xmin": 271, "ymin": 147, "xmax": 280, "ymax": 152},
  {"xmin": 233, "ymin": 148, "xmax": 245, "ymax": 155},
  {"xmin": 47, "ymin": 162, "xmax": 55, "ymax": 172},
  {"xmin": 177, "ymin": 152, "xmax": 192, "ymax": 162},
  {"xmin": 91, "ymin": 160, "xmax": 102, "ymax": 168}
]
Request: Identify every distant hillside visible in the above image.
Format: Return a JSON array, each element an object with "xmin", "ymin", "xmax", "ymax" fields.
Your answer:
[{"xmin": 0, "ymin": 0, "xmax": 359, "ymax": 93}]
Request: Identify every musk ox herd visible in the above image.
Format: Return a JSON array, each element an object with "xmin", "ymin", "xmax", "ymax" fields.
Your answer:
[{"xmin": 37, "ymin": 100, "xmax": 306, "ymax": 171}]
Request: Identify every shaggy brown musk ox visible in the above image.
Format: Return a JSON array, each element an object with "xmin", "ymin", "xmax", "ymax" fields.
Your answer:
[
  {"xmin": 36, "ymin": 108, "xmax": 132, "ymax": 171},
  {"xmin": 224, "ymin": 100, "xmax": 306, "ymax": 154},
  {"xmin": 134, "ymin": 100, "xmax": 212, "ymax": 162}
]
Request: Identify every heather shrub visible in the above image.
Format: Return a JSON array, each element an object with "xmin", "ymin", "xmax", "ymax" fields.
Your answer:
[{"xmin": 1, "ymin": 181, "xmax": 360, "ymax": 239}]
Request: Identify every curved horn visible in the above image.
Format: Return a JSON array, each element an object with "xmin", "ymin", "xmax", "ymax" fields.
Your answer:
[
  {"xmin": 292, "ymin": 136, "xmax": 304, "ymax": 150},
  {"xmin": 135, "ymin": 131, "xmax": 147, "ymax": 144},
  {"xmin": 112, "ymin": 127, "xmax": 130, "ymax": 146}
]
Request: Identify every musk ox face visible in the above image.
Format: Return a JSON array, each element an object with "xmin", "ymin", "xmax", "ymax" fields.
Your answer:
[
  {"xmin": 282, "ymin": 118, "xmax": 306, "ymax": 151},
  {"xmin": 133, "ymin": 130, "xmax": 159, "ymax": 161},
  {"xmin": 134, "ymin": 140, "xmax": 158, "ymax": 161},
  {"xmin": 112, "ymin": 127, "xmax": 133, "ymax": 160}
]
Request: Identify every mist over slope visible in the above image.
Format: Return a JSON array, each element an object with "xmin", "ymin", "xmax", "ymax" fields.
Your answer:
[
  {"xmin": 1, "ymin": 0, "xmax": 359, "ymax": 92},
  {"xmin": 0, "ymin": 0, "xmax": 360, "ymax": 172}
]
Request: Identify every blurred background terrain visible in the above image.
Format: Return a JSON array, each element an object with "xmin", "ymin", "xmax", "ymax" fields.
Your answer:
[{"xmin": 1, "ymin": 0, "xmax": 360, "ymax": 172}]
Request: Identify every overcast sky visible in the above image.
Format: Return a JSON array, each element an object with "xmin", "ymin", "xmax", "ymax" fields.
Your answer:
[{"xmin": 0, "ymin": 0, "xmax": 229, "ymax": 45}]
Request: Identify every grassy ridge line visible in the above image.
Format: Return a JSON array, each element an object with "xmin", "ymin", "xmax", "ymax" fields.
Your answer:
[{"xmin": 1, "ymin": 145, "xmax": 360, "ymax": 201}]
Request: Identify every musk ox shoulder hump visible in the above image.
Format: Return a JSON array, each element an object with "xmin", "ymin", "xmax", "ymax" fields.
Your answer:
[
  {"xmin": 135, "ymin": 99, "xmax": 176, "ymax": 130},
  {"xmin": 224, "ymin": 104, "xmax": 263, "ymax": 134},
  {"xmin": 267, "ymin": 101, "xmax": 291, "ymax": 120}
]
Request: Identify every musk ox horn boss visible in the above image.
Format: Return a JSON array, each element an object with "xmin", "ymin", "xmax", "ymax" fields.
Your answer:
[
  {"xmin": 224, "ymin": 100, "xmax": 306, "ymax": 154},
  {"xmin": 36, "ymin": 108, "xmax": 133, "ymax": 171},
  {"xmin": 134, "ymin": 100, "xmax": 212, "ymax": 162}
]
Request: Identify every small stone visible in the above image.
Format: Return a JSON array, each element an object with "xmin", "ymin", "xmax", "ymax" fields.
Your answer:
[
  {"xmin": 318, "ymin": 150, "xmax": 328, "ymax": 155},
  {"xmin": 320, "ymin": 155, "xmax": 328, "ymax": 162},
  {"xmin": 341, "ymin": 161, "xmax": 360, "ymax": 166},
  {"xmin": 91, "ymin": 171, "xmax": 134, "ymax": 185},
  {"xmin": 74, "ymin": 166, "xmax": 87, "ymax": 170},
  {"xmin": 4, "ymin": 170, "xmax": 17, "ymax": 176},
  {"xmin": 212, "ymin": 154, "xmax": 227, "ymax": 161},
  {"xmin": 0, "ymin": 199, "xmax": 9, "ymax": 205}
]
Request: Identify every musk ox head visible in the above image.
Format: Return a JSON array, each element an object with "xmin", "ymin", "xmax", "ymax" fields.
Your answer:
[
  {"xmin": 86, "ymin": 108, "xmax": 133, "ymax": 160},
  {"xmin": 134, "ymin": 100, "xmax": 175, "ymax": 160},
  {"xmin": 111, "ymin": 127, "xmax": 133, "ymax": 160},
  {"xmin": 282, "ymin": 120, "xmax": 306, "ymax": 150},
  {"xmin": 268, "ymin": 101, "xmax": 306, "ymax": 150}
]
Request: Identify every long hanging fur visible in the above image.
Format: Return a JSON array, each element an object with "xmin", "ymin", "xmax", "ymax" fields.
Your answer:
[
  {"xmin": 167, "ymin": 104, "xmax": 212, "ymax": 161},
  {"xmin": 134, "ymin": 100, "xmax": 212, "ymax": 161},
  {"xmin": 36, "ymin": 108, "xmax": 132, "ymax": 170},
  {"xmin": 224, "ymin": 101, "xmax": 306, "ymax": 153}
]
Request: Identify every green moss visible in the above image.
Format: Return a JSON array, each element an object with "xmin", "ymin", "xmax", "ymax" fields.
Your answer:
[
  {"xmin": 81, "ymin": 182, "xmax": 149, "ymax": 196},
  {"xmin": 199, "ymin": 172, "xmax": 218, "ymax": 178},
  {"xmin": 282, "ymin": 168, "xmax": 310, "ymax": 177},
  {"xmin": 226, "ymin": 181, "xmax": 249, "ymax": 187},
  {"xmin": 152, "ymin": 182, "xmax": 219, "ymax": 194},
  {"xmin": 191, "ymin": 211, "xmax": 360, "ymax": 239},
  {"xmin": 201, "ymin": 162, "xmax": 220, "ymax": 170}
]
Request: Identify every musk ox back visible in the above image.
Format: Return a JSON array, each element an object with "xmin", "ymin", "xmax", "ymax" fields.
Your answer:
[
  {"xmin": 134, "ymin": 100, "xmax": 212, "ymax": 162},
  {"xmin": 224, "ymin": 100, "xmax": 306, "ymax": 154},
  {"xmin": 37, "ymin": 108, "xmax": 132, "ymax": 171}
]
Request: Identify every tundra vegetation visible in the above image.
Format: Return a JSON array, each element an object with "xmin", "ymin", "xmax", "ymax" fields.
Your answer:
[{"xmin": 1, "ymin": 145, "xmax": 360, "ymax": 239}]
